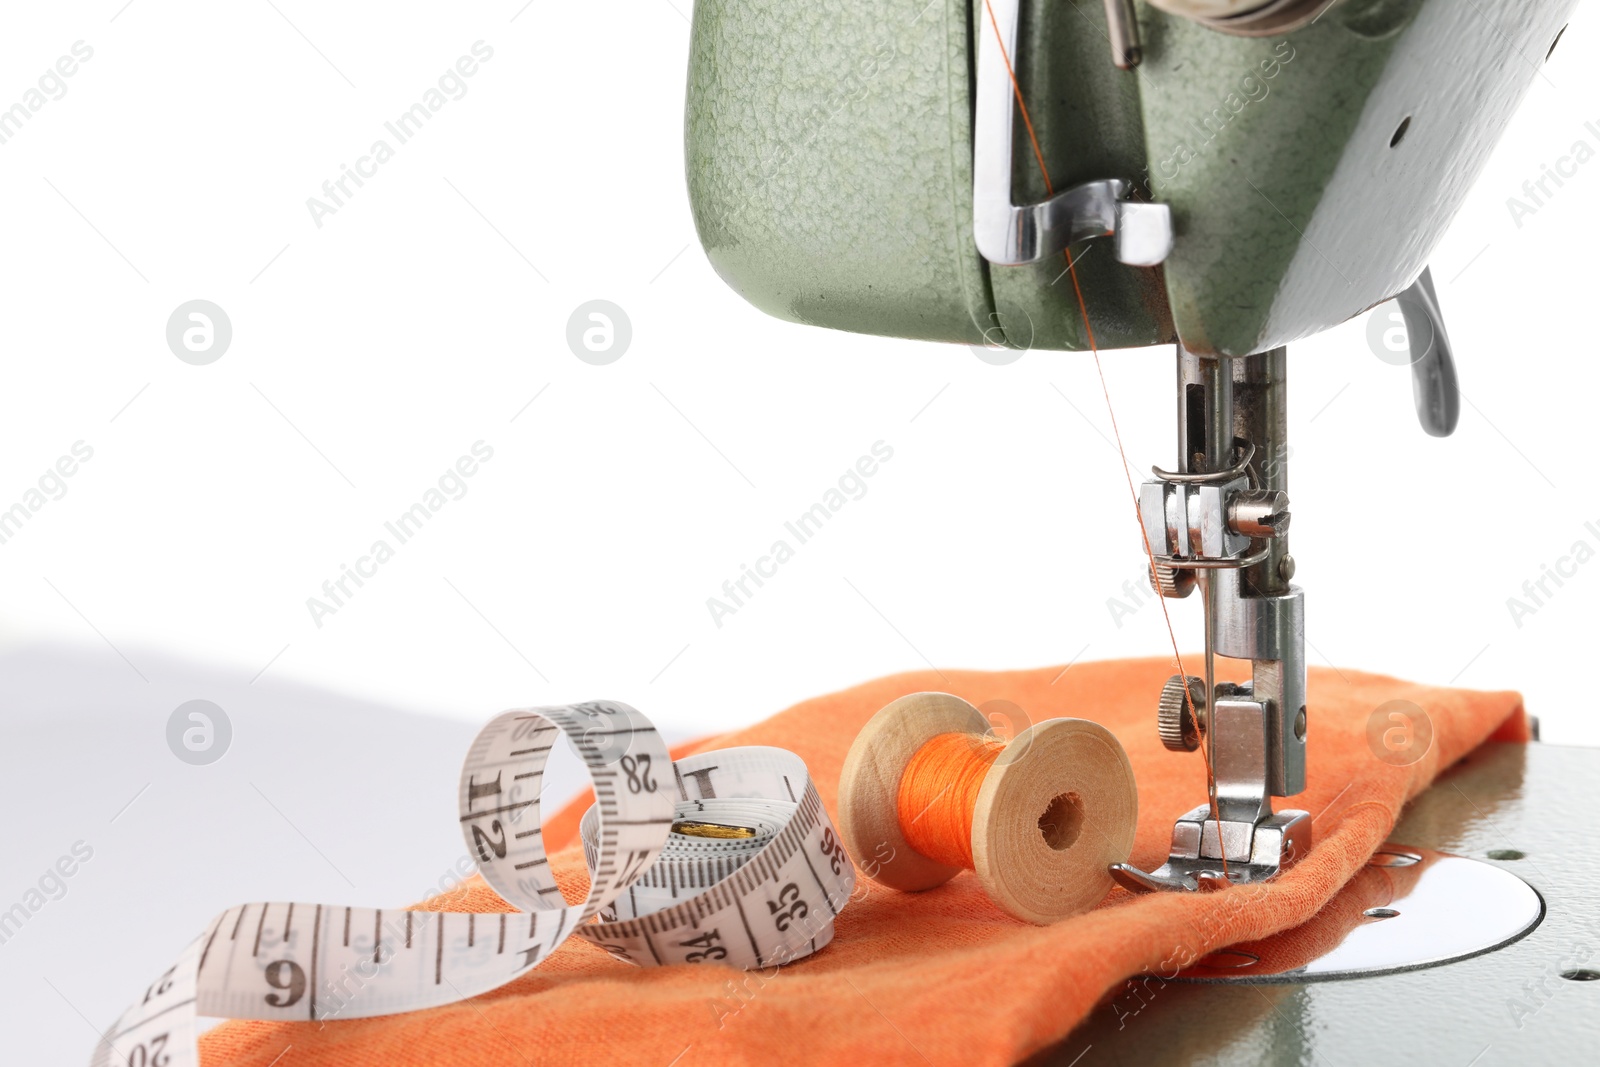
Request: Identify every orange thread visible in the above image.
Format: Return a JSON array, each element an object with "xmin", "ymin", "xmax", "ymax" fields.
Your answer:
[
  {"xmin": 978, "ymin": 1, "xmax": 1228, "ymax": 874},
  {"xmin": 896, "ymin": 732, "xmax": 1006, "ymax": 869}
]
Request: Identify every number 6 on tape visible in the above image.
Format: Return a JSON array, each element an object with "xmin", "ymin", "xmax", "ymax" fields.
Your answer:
[{"xmin": 92, "ymin": 701, "xmax": 854, "ymax": 1067}]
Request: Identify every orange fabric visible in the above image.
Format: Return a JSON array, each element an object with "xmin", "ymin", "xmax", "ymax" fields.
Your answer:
[{"xmin": 200, "ymin": 657, "xmax": 1526, "ymax": 1066}]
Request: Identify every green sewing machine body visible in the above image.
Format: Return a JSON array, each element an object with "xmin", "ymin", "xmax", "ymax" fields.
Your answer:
[{"xmin": 685, "ymin": 0, "xmax": 1571, "ymax": 356}]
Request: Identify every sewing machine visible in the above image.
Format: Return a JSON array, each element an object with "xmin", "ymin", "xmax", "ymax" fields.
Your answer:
[
  {"xmin": 685, "ymin": 0, "xmax": 1591, "ymax": 1058},
  {"xmin": 690, "ymin": 0, "xmax": 1568, "ymax": 890}
]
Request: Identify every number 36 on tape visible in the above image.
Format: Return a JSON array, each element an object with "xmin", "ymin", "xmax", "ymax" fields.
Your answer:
[{"xmin": 94, "ymin": 701, "xmax": 855, "ymax": 1067}]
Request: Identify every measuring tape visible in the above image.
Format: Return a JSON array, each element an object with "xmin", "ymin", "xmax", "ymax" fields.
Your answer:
[{"xmin": 92, "ymin": 702, "xmax": 854, "ymax": 1067}]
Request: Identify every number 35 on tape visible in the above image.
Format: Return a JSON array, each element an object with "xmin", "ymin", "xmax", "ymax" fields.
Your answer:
[{"xmin": 94, "ymin": 701, "xmax": 855, "ymax": 1067}]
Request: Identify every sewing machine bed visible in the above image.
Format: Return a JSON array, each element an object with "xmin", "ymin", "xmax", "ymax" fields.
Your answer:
[{"xmin": 1034, "ymin": 741, "xmax": 1599, "ymax": 1065}]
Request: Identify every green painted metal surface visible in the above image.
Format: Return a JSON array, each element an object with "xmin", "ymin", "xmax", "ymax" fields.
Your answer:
[
  {"xmin": 1134, "ymin": 11, "xmax": 1400, "ymax": 356},
  {"xmin": 685, "ymin": 0, "xmax": 992, "ymax": 345},
  {"xmin": 1138, "ymin": 1, "xmax": 1570, "ymax": 355},
  {"xmin": 686, "ymin": 1, "xmax": 1572, "ymax": 355}
]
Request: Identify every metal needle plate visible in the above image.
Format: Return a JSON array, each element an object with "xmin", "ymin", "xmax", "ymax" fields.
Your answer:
[{"xmin": 1174, "ymin": 845, "xmax": 1543, "ymax": 983}]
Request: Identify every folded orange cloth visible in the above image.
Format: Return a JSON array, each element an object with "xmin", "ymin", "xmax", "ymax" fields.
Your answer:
[{"xmin": 200, "ymin": 657, "xmax": 1527, "ymax": 1066}]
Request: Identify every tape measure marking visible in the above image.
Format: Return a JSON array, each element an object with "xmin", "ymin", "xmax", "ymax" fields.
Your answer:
[
  {"xmin": 578, "ymin": 747, "xmax": 854, "ymax": 969},
  {"xmin": 91, "ymin": 704, "xmax": 852, "ymax": 1067}
]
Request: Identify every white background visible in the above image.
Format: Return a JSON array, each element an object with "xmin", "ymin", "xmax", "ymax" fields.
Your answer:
[{"xmin": 1, "ymin": 1, "xmax": 1597, "ymax": 1061}]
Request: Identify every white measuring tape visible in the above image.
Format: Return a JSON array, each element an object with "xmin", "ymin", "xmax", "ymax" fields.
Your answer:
[{"xmin": 92, "ymin": 701, "xmax": 854, "ymax": 1067}]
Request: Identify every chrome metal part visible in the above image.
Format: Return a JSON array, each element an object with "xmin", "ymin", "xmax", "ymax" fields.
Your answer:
[
  {"xmin": 972, "ymin": 0, "xmax": 1172, "ymax": 267},
  {"xmin": 1175, "ymin": 846, "xmax": 1544, "ymax": 982},
  {"xmin": 1140, "ymin": 475, "xmax": 1252, "ymax": 563},
  {"xmin": 1228, "ymin": 350, "xmax": 1305, "ymax": 798},
  {"xmin": 1110, "ymin": 805, "xmax": 1312, "ymax": 893},
  {"xmin": 1115, "ymin": 346, "xmax": 1309, "ymax": 893},
  {"xmin": 1150, "ymin": 442, "xmax": 1256, "ymax": 484},
  {"xmin": 1151, "ymin": 546, "xmax": 1273, "ymax": 571},
  {"xmin": 1150, "ymin": 561, "xmax": 1197, "ymax": 599},
  {"xmin": 1159, "ymin": 675, "xmax": 1206, "ymax": 753},
  {"xmin": 1394, "ymin": 267, "xmax": 1460, "ymax": 438},
  {"xmin": 1227, "ymin": 490, "xmax": 1289, "ymax": 539},
  {"xmin": 1209, "ymin": 688, "xmax": 1271, "ymax": 827},
  {"xmin": 1113, "ymin": 688, "xmax": 1310, "ymax": 892},
  {"xmin": 1102, "ymin": 0, "xmax": 1143, "ymax": 69}
]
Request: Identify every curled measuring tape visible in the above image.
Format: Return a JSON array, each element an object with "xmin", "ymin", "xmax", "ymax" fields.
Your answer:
[
  {"xmin": 582, "ymin": 746, "xmax": 852, "ymax": 968},
  {"xmin": 92, "ymin": 702, "xmax": 854, "ymax": 1067}
]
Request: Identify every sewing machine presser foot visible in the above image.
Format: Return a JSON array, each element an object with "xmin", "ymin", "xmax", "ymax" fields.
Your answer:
[{"xmin": 1110, "ymin": 805, "xmax": 1312, "ymax": 893}]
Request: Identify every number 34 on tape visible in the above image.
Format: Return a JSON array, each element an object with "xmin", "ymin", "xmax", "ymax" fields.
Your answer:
[{"xmin": 94, "ymin": 701, "xmax": 855, "ymax": 1067}]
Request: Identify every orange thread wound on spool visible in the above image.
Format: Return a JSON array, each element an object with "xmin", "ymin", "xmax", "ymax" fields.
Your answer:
[{"xmin": 896, "ymin": 732, "xmax": 1006, "ymax": 870}]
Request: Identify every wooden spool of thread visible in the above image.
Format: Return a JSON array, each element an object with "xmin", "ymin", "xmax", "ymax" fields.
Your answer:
[{"xmin": 838, "ymin": 692, "xmax": 1138, "ymax": 924}]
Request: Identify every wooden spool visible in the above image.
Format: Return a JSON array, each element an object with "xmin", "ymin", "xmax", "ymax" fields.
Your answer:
[{"xmin": 837, "ymin": 692, "xmax": 1139, "ymax": 924}]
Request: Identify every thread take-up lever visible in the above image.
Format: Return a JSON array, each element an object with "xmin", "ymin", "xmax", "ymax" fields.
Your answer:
[{"xmin": 972, "ymin": 0, "xmax": 1172, "ymax": 268}]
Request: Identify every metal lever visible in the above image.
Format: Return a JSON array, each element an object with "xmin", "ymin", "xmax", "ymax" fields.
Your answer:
[
  {"xmin": 1394, "ymin": 267, "xmax": 1460, "ymax": 438},
  {"xmin": 1102, "ymin": 0, "xmax": 1142, "ymax": 69},
  {"xmin": 972, "ymin": 0, "xmax": 1172, "ymax": 267}
]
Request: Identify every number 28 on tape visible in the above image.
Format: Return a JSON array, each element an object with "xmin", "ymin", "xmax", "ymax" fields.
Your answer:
[{"xmin": 94, "ymin": 701, "xmax": 854, "ymax": 1067}]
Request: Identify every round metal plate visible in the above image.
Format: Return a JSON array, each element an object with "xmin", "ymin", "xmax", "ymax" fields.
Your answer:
[{"xmin": 1175, "ymin": 845, "xmax": 1544, "ymax": 983}]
